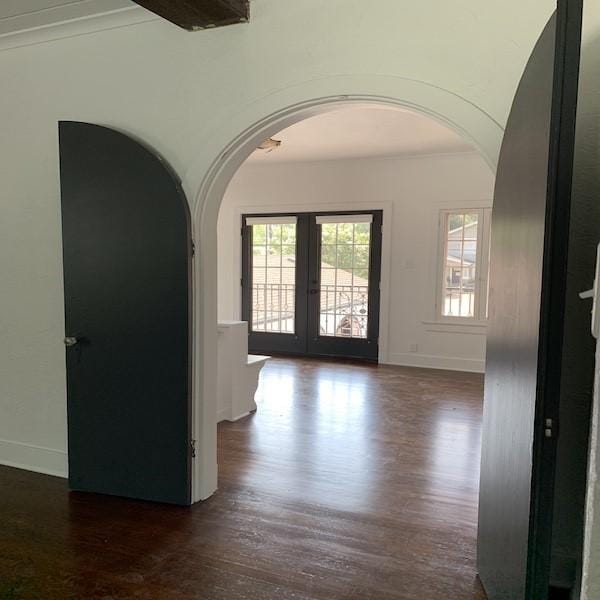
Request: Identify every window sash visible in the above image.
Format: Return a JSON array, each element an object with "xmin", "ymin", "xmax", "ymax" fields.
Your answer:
[{"xmin": 437, "ymin": 207, "xmax": 491, "ymax": 321}]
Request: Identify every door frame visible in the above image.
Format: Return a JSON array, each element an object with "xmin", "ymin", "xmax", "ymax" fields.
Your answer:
[{"xmin": 230, "ymin": 200, "xmax": 393, "ymax": 363}]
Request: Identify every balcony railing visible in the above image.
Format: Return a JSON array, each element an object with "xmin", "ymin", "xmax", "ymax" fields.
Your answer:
[{"xmin": 251, "ymin": 283, "xmax": 369, "ymax": 338}]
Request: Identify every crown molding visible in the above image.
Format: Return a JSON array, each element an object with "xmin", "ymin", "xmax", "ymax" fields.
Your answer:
[{"xmin": 0, "ymin": 2, "xmax": 159, "ymax": 53}]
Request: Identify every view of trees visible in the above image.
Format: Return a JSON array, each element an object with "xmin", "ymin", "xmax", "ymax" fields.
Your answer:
[
  {"xmin": 448, "ymin": 212, "xmax": 478, "ymax": 232},
  {"xmin": 251, "ymin": 222, "xmax": 371, "ymax": 280},
  {"xmin": 320, "ymin": 222, "xmax": 370, "ymax": 280}
]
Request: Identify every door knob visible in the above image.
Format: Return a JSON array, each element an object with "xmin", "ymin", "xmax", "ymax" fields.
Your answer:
[{"xmin": 64, "ymin": 336, "xmax": 79, "ymax": 347}]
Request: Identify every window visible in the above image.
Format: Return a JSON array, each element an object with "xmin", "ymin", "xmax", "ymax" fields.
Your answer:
[{"xmin": 437, "ymin": 208, "xmax": 491, "ymax": 321}]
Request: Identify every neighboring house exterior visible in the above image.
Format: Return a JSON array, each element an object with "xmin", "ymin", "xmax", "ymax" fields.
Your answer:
[
  {"xmin": 446, "ymin": 220, "xmax": 477, "ymax": 285},
  {"xmin": 443, "ymin": 219, "xmax": 478, "ymax": 317},
  {"xmin": 252, "ymin": 254, "xmax": 369, "ymax": 337}
]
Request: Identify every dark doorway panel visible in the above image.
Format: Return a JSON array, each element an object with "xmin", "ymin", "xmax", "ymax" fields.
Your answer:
[
  {"xmin": 59, "ymin": 122, "xmax": 193, "ymax": 505},
  {"xmin": 477, "ymin": 1, "xmax": 583, "ymax": 598}
]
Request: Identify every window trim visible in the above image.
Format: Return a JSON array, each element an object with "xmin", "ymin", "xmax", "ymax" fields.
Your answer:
[{"xmin": 435, "ymin": 206, "xmax": 492, "ymax": 323}]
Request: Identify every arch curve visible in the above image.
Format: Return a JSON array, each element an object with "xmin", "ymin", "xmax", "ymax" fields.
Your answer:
[{"xmin": 187, "ymin": 75, "xmax": 503, "ymax": 502}]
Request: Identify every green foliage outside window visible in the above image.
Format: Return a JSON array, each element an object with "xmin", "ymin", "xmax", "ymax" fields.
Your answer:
[{"xmin": 251, "ymin": 221, "xmax": 371, "ymax": 280}]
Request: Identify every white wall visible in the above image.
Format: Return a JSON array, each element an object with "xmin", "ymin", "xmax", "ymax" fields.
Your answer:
[
  {"xmin": 0, "ymin": 0, "xmax": 555, "ymax": 478},
  {"xmin": 218, "ymin": 152, "xmax": 494, "ymax": 372},
  {"xmin": 577, "ymin": 4, "xmax": 600, "ymax": 599}
]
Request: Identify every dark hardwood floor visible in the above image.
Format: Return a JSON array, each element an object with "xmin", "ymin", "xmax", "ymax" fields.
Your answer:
[{"xmin": 0, "ymin": 357, "xmax": 487, "ymax": 599}]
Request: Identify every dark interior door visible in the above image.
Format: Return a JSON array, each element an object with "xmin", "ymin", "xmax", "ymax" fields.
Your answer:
[
  {"xmin": 242, "ymin": 211, "xmax": 382, "ymax": 361},
  {"xmin": 59, "ymin": 122, "xmax": 193, "ymax": 506},
  {"xmin": 477, "ymin": 2, "xmax": 583, "ymax": 598}
]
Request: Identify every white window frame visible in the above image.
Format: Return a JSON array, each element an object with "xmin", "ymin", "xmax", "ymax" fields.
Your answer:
[{"xmin": 435, "ymin": 207, "xmax": 492, "ymax": 323}]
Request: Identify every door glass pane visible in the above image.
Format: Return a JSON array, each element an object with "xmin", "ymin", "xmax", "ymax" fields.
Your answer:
[
  {"xmin": 319, "ymin": 219, "xmax": 371, "ymax": 338},
  {"xmin": 442, "ymin": 212, "xmax": 479, "ymax": 317},
  {"xmin": 251, "ymin": 221, "xmax": 296, "ymax": 334}
]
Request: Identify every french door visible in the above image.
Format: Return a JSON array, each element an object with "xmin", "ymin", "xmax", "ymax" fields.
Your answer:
[{"xmin": 242, "ymin": 211, "xmax": 382, "ymax": 361}]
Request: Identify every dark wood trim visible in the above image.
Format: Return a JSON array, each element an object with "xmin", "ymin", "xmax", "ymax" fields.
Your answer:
[{"xmin": 132, "ymin": 0, "xmax": 249, "ymax": 31}]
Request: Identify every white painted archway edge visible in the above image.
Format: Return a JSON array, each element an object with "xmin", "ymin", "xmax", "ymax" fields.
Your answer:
[{"xmin": 182, "ymin": 74, "xmax": 504, "ymax": 502}]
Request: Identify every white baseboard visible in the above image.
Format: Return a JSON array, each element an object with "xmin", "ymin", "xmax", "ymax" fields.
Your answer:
[
  {"xmin": 217, "ymin": 409, "xmax": 253, "ymax": 423},
  {"xmin": 197, "ymin": 462, "xmax": 218, "ymax": 502},
  {"xmin": 217, "ymin": 408, "xmax": 231, "ymax": 423},
  {"xmin": 0, "ymin": 438, "xmax": 67, "ymax": 478},
  {"xmin": 384, "ymin": 352, "xmax": 485, "ymax": 373}
]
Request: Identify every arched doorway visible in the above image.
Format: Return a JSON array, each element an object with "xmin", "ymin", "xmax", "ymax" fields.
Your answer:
[{"xmin": 185, "ymin": 78, "xmax": 502, "ymax": 502}]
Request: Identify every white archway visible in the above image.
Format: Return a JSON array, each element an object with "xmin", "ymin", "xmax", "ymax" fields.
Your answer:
[{"xmin": 183, "ymin": 75, "xmax": 504, "ymax": 501}]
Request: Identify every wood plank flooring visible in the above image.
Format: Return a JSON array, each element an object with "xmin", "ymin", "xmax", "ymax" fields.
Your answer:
[{"xmin": 0, "ymin": 357, "xmax": 487, "ymax": 599}]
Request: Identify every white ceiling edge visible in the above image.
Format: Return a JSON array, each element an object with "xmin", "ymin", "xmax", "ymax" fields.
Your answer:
[{"xmin": 0, "ymin": 3, "xmax": 159, "ymax": 53}]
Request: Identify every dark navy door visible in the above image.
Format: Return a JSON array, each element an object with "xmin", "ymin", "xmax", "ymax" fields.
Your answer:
[{"xmin": 477, "ymin": 1, "xmax": 583, "ymax": 597}]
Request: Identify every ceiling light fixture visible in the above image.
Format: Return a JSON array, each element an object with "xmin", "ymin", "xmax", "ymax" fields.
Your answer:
[{"xmin": 257, "ymin": 138, "xmax": 282, "ymax": 152}]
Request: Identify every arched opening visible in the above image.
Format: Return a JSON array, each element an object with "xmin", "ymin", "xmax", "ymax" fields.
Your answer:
[{"xmin": 189, "ymin": 83, "xmax": 502, "ymax": 503}]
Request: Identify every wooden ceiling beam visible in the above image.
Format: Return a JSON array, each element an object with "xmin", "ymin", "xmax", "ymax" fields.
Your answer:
[{"xmin": 132, "ymin": 0, "xmax": 249, "ymax": 31}]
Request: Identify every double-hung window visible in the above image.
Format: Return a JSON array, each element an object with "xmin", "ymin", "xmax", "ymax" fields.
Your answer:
[{"xmin": 437, "ymin": 208, "xmax": 491, "ymax": 321}]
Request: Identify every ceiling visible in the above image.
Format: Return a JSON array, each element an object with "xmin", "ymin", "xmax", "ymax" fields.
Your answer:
[
  {"xmin": 0, "ymin": 0, "xmax": 246, "ymax": 38},
  {"xmin": 247, "ymin": 104, "xmax": 475, "ymax": 164},
  {"xmin": 133, "ymin": 0, "xmax": 248, "ymax": 30},
  {"xmin": 0, "ymin": 0, "xmax": 142, "ymax": 37}
]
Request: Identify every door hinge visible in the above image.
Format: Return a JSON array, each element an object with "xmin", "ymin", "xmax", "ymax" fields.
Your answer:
[
  {"xmin": 191, "ymin": 240, "xmax": 196, "ymax": 257},
  {"xmin": 544, "ymin": 418, "xmax": 555, "ymax": 439},
  {"xmin": 190, "ymin": 439, "xmax": 197, "ymax": 458}
]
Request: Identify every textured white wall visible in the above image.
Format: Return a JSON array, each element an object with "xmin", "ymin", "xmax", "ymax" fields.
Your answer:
[
  {"xmin": 583, "ymin": 345, "xmax": 600, "ymax": 599},
  {"xmin": 218, "ymin": 152, "xmax": 494, "ymax": 371},
  {"xmin": 0, "ymin": 1, "xmax": 554, "ymax": 481}
]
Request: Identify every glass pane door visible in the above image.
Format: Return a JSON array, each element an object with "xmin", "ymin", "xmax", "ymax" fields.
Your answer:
[
  {"xmin": 242, "ymin": 215, "xmax": 308, "ymax": 355},
  {"xmin": 242, "ymin": 211, "xmax": 382, "ymax": 360},
  {"xmin": 250, "ymin": 222, "xmax": 297, "ymax": 333},
  {"xmin": 318, "ymin": 219, "xmax": 371, "ymax": 338},
  {"xmin": 307, "ymin": 212, "xmax": 382, "ymax": 360}
]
